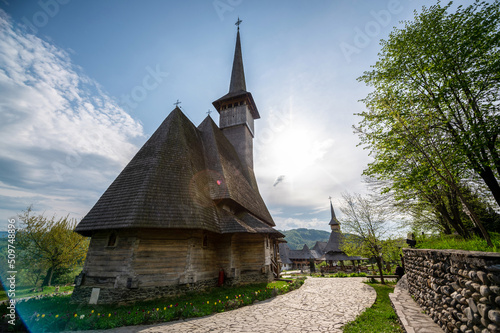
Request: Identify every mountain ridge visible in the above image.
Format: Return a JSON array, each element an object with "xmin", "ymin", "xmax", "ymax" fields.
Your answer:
[{"xmin": 278, "ymin": 228, "xmax": 331, "ymax": 250}]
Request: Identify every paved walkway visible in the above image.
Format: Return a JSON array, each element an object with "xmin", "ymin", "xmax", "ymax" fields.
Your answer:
[
  {"xmin": 84, "ymin": 277, "xmax": 376, "ymax": 333},
  {"xmin": 389, "ymin": 276, "xmax": 444, "ymax": 333}
]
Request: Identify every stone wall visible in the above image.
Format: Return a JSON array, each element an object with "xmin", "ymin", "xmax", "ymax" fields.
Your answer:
[
  {"xmin": 72, "ymin": 270, "xmax": 273, "ymax": 305},
  {"xmin": 403, "ymin": 248, "xmax": 500, "ymax": 333}
]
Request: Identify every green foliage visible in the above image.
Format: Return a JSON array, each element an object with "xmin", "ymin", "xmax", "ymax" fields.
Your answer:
[
  {"xmin": 16, "ymin": 207, "xmax": 89, "ymax": 287},
  {"xmin": 278, "ymin": 228, "xmax": 330, "ymax": 250},
  {"xmin": 343, "ymin": 283, "xmax": 403, "ymax": 333},
  {"xmin": 349, "ymin": 272, "xmax": 367, "ymax": 277},
  {"xmin": 416, "ymin": 233, "xmax": 500, "ymax": 252},
  {"xmin": 0, "ymin": 285, "xmax": 74, "ymax": 301},
  {"xmin": 0, "ymin": 279, "xmax": 305, "ymax": 331},
  {"xmin": 356, "ymin": 1, "xmax": 500, "ymax": 245},
  {"xmin": 339, "ymin": 192, "xmax": 401, "ymax": 284}
]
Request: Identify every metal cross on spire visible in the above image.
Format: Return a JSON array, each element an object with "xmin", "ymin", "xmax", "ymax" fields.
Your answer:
[
  {"xmin": 174, "ymin": 99, "xmax": 181, "ymax": 107},
  {"xmin": 328, "ymin": 196, "xmax": 332, "ymax": 201},
  {"xmin": 235, "ymin": 17, "xmax": 242, "ymax": 30},
  {"xmin": 207, "ymin": 109, "xmax": 212, "ymax": 115}
]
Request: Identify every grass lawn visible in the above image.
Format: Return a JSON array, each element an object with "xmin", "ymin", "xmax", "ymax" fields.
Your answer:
[
  {"xmin": 1, "ymin": 279, "xmax": 303, "ymax": 332},
  {"xmin": 0, "ymin": 285, "xmax": 74, "ymax": 301},
  {"xmin": 343, "ymin": 283, "xmax": 403, "ymax": 333},
  {"xmin": 415, "ymin": 232, "xmax": 500, "ymax": 252}
]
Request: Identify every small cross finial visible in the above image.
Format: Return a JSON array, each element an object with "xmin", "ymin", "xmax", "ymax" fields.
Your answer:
[
  {"xmin": 235, "ymin": 17, "xmax": 242, "ymax": 30},
  {"xmin": 174, "ymin": 99, "xmax": 181, "ymax": 107},
  {"xmin": 207, "ymin": 109, "xmax": 212, "ymax": 115},
  {"xmin": 328, "ymin": 196, "xmax": 332, "ymax": 201}
]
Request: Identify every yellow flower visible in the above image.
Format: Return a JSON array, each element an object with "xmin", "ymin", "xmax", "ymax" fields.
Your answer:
[
  {"xmin": 98, "ymin": 313, "xmax": 100, "ymax": 317},
  {"xmin": 148, "ymin": 311, "xmax": 150, "ymax": 314},
  {"xmin": 74, "ymin": 314, "xmax": 77, "ymax": 317},
  {"xmin": 41, "ymin": 314, "xmax": 45, "ymax": 318},
  {"xmin": 226, "ymin": 296, "xmax": 228, "ymax": 299},
  {"xmin": 207, "ymin": 301, "xmax": 209, "ymax": 304},
  {"xmin": 108, "ymin": 313, "xmax": 111, "ymax": 317},
  {"xmin": 163, "ymin": 307, "xmax": 166, "ymax": 310},
  {"xmin": 55, "ymin": 315, "xmax": 59, "ymax": 318},
  {"xmin": 91, "ymin": 310, "xmax": 94, "ymax": 313},
  {"xmin": 36, "ymin": 314, "xmax": 40, "ymax": 318}
]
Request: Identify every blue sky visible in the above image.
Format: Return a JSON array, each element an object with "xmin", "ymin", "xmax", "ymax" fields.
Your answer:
[{"xmin": 0, "ymin": 0, "xmax": 477, "ymax": 233}]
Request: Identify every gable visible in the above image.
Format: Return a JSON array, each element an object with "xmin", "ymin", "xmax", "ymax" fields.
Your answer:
[{"xmin": 75, "ymin": 108, "xmax": 219, "ymax": 236}]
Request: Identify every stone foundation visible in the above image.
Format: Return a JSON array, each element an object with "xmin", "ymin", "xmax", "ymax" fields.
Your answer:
[
  {"xmin": 71, "ymin": 278, "xmax": 219, "ymax": 304},
  {"xmin": 404, "ymin": 248, "xmax": 500, "ymax": 333},
  {"xmin": 72, "ymin": 269, "xmax": 273, "ymax": 304}
]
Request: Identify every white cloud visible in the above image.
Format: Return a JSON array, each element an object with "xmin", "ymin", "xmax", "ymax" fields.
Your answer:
[
  {"xmin": 274, "ymin": 216, "xmax": 328, "ymax": 231},
  {"xmin": 0, "ymin": 10, "xmax": 144, "ymax": 227}
]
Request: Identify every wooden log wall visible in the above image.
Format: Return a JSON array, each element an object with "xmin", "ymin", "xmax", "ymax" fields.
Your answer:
[{"xmin": 81, "ymin": 229, "xmax": 271, "ymax": 290}]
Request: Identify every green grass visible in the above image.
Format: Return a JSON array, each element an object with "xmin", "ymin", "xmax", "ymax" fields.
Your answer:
[
  {"xmin": 308, "ymin": 272, "xmax": 368, "ymax": 278},
  {"xmin": 1, "ymin": 279, "xmax": 304, "ymax": 332},
  {"xmin": 415, "ymin": 232, "xmax": 500, "ymax": 252},
  {"xmin": 0, "ymin": 285, "xmax": 74, "ymax": 301},
  {"xmin": 343, "ymin": 283, "xmax": 403, "ymax": 333}
]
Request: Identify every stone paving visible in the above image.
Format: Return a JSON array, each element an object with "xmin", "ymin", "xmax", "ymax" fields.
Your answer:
[
  {"xmin": 389, "ymin": 276, "xmax": 444, "ymax": 333},
  {"xmin": 82, "ymin": 277, "xmax": 376, "ymax": 333}
]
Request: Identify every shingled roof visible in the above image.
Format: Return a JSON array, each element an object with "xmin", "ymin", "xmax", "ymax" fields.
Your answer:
[
  {"xmin": 324, "ymin": 230, "xmax": 343, "ymax": 253},
  {"xmin": 312, "ymin": 241, "xmax": 327, "ymax": 253},
  {"xmin": 278, "ymin": 243, "xmax": 293, "ymax": 264},
  {"xmin": 197, "ymin": 117, "xmax": 274, "ymax": 225},
  {"xmin": 75, "ymin": 107, "xmax": 278, "ymax": 237}
]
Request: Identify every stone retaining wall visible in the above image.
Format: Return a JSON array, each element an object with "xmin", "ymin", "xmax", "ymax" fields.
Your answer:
[{"xmin": 403, "ymin": 248, "xmax": 500, "ymax": 333}]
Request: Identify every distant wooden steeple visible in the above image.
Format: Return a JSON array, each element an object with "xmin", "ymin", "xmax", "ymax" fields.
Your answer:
[{"xmin": 329, "ymin": 198, "xmax": 340, "ymax": 231}]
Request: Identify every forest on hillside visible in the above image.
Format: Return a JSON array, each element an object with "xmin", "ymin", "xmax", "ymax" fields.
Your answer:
[{"xmin": 279, "ymin": 228, "xmax": 330, "ymax": 250}]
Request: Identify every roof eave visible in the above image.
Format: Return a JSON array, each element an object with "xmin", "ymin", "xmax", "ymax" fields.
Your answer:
[{"xmin": 212, "ymin": 91, "xmax": 260, "ymax": 119}]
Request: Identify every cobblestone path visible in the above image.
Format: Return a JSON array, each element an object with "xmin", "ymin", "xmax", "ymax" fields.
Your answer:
[{"xmin": 89, "ymin": 277, "xmax": 376, "ymax": 333}]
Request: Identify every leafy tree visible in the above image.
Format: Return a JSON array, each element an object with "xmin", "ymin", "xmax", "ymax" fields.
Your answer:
[
  {"xmin": 338, "ymin": 192, "xmax": 398, "ymax": 284},
  {"xmin": 365, "ymin": 174, "xmax": 472, "ymax": 238},
  {"xmin": 17, "ymin": 207, "xmax": 89, "ymax": 286},
  {"xmin": 358, "ymin": 95, "xmax": 492, "ymax": 244},
  {"xmin": 358, "ymin": 1, "xmax": 500, "ymax": 206},
  {"xmin": 356, "ymin": 1, "xmax": 500, "ymax": 246}
]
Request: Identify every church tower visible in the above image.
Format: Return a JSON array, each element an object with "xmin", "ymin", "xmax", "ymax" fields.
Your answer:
[
  {"xmin": 329, "ymin": 198, "xmax": 340, "ymax": 231},
  {"xmin": 212, "ymin": 19, "xmax": 260, "ymax": 170}
]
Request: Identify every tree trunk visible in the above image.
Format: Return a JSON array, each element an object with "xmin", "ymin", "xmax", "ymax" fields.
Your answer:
[
  {"xmin": 458, "ymin": 193, "xmax": 493, "ymax": 247},
  {"xmin": 42, "ymin": 267, "xmax": 55, "ymax": 287},
  {"xmin": 376, "ymin": 256, "xmax": 385, "ymax": 284},
  {"xmin": 448, "ymin": 190, "xmax": 470, "ymax": 238},
  {"xmin": 479, "ymin": 166, "xmax": 500, "ymax": 208}
]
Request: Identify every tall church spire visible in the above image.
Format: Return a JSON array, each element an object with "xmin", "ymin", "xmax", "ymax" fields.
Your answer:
[
  {"xmin": 229, "ymin": 29, "xmax": 246, "ymax": 93},
  {"xmin": 212, "ymin": 19, "xmax": 260, "ymax": 170}
]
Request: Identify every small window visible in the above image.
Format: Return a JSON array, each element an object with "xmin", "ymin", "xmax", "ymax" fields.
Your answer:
[
  {"xmin": 228, "ymin": 103, "xmax": 233, "ymax": 108},
  {"xmin": 265, "ymin": 237, "xmax": 269, "ymax": 248},
  {"xmin": 203, "ymin": 234, "xmax": 208, "ymax": 247},
  {"xmin": 107, "ymin": 233, "xmax": 117, "ymax": 247}
]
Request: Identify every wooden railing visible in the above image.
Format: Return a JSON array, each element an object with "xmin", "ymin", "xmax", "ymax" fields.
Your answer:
[{"xmin": 270, "ymin": 258, "xmax": 279, "ymax": 278}]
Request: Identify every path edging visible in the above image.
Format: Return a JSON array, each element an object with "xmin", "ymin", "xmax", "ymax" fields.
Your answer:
[{"xmin": 389, "ymin": 275, "xmax": 443, "ymax": 333}]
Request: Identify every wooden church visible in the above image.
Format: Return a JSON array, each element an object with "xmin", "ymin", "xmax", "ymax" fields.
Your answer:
[{"xmin": 72, "ymin": 23, "xmax": 284, "ymax": 304}]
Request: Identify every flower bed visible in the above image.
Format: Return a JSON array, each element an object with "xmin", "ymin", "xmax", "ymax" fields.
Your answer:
[{"xmin": 1, "ymin": 279, "xmax": 305, "ymax": 332}]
